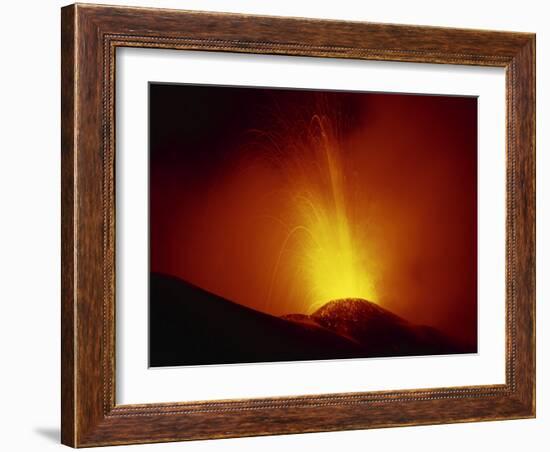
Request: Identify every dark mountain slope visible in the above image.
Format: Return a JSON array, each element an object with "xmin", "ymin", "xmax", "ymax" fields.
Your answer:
[
  {"xmin": 284, "ymin": 299, "xmax": 465, "ymax": 357},
  {"xmin": 150, "ymin": 273, "xmax": 363, "ymax": 366},
  {"xmin": 150, "ymin": 273, "xmax": 472, "ymax": 367}
]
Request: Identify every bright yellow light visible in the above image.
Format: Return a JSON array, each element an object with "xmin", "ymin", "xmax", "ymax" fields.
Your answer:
[
  {"xmin": 272, "ymin": 112, "xmax": 378, "ymax": 313},
  {"xmin": 304, "ymin": 209, "xmax": 377, "ymax": 313}
]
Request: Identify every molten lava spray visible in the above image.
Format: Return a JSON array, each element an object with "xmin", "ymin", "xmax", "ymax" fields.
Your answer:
[{"xmin": 263, "ymin": 110, "xmax": 378, "ymax": 313}]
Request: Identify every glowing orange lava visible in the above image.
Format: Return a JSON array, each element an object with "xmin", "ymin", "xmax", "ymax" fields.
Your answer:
[{"xmin": 265, "ymin": 113, "xmax": 378, "ymax": 313}]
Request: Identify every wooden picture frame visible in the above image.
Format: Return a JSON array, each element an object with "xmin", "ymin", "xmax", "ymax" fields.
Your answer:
[{"xmin": 61, "ymin": 3, "xmax": 535, "ymax": 447}]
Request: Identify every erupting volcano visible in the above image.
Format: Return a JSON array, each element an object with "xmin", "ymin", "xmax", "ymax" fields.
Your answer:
[{"xmin": 149, "ymin": 83, "xmax": 478, "ymax": 366}]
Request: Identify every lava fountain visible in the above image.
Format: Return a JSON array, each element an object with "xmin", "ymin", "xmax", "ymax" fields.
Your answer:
[{"xmin": 260, "ymin": 105, "xmax": 379, "ymax": 314}]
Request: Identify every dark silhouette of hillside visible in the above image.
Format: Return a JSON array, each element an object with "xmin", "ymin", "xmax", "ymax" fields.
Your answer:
[{"xmin": 149, "ymin": 273, "xmax": 472, "ymax": 367}]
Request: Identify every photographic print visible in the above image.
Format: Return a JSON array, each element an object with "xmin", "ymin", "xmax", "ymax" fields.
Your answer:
[{"xmin": 148, "ymin": 83, "xmax": 478, "ymax": 367}]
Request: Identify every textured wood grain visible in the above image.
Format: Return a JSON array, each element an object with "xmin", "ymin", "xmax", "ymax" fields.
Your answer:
[
  {"xmin": 61, "ymin": 3, "xmax": 535, "ymax": 447},
  {"xmin": 61, "ymin": 5, "xmax": 76, "ymax": 446}
]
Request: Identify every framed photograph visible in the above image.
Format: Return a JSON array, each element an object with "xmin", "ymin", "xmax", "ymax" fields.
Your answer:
[{"xmin": 61, "ymin": 3, "xmax": 535, "ymax": 447}]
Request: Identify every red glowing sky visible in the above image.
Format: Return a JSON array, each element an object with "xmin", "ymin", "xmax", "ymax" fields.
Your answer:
[{"xmin": 149, "ymin": 84, "xmax": 477, "ymax": 347}]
